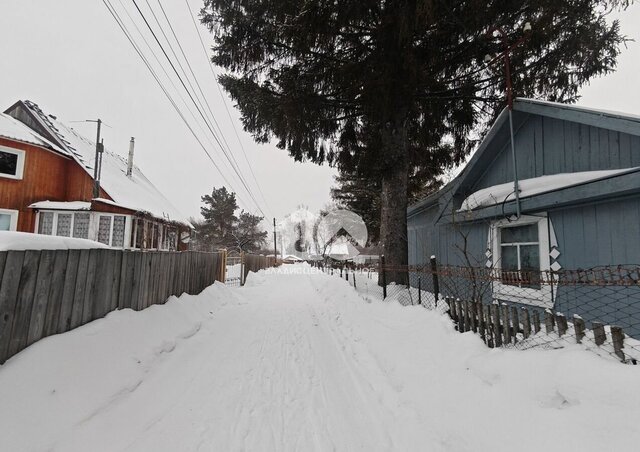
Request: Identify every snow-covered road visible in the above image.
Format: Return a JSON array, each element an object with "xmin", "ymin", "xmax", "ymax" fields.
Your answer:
[{"xmin": 0, "ymin": 265, "xmax": 639, "ymax": 451}]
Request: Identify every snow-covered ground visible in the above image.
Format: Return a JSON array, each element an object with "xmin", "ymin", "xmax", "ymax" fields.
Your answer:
[{"xmin": 0, "ymin": 264, "xmax": 638, "ymax": 451}]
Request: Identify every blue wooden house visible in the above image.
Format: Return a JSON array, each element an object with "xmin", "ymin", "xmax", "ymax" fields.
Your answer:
[{"xmin": 408, "ymin": 98, "xmax": 640, "ymax": 336}]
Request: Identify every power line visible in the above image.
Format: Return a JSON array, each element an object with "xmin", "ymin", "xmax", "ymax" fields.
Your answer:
[
  {"xmin": 101, "ymin": 0, "xmax": 255, "ymax": 210},
  {"xmin": 154, "ymin": 0, "xmax": 273, "ymax": 218},
  {"xmin": 130, "ymin": 0, "xmax": 267, "ymax": 216},
  {"xmin": 182, "ymin": 0, "xmax": 273, "ymax": 216}
]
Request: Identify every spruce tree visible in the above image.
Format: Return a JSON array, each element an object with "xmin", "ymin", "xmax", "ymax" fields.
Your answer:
[
  {"xmin": 201, "ymin": 0, "xmax": 628, "ymax": 282},
  {"xmin": 199, "ymin": 186, "xmax": 238, "ymax": 249}
]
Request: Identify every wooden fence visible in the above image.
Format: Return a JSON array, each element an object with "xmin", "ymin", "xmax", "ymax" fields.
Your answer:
[
  {"xmin": 444, "ymin": 296, "xmax": 633, "ymax": 363},
  {"xmin": 0, "ymin": 249, "xmax": 226, "ymax": 364},
  {"xmin": 242, "ymin": 254, "xmax": 277, "ymax": 281}
]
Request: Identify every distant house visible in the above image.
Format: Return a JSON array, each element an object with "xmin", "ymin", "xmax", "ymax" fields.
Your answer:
[
  {"xmin": 408, "ymin": 99, "xmax": 640, "ymax": 334},
  {"xmin": 0, "ymin": 100, "xmax": 191, "ymax": 250}
]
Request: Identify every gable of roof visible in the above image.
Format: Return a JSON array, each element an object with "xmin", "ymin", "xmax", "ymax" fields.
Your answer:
[
  {"xmin": 409, "ymin": 98, "xmax": 640, "ymax": 218},
  {"xmin": 0, "ymin": 112, "xmax": 66, "ymax": 154},
  {"xmin": 5, "ymin": 100, "xmax": 191, "ymax": 226}
]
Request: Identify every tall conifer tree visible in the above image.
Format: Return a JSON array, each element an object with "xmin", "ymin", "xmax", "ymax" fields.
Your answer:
[{"xmin": 201, "ymin": 0, "xmax": 628, "ymax": 281}]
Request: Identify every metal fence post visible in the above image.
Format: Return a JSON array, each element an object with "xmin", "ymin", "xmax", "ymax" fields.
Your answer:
[
  {"xmin": 418, "ymin": 277, "xmax": 422, "ymax": 305},
  {"xmin": 381, "ymin": 255, "xmax": 387, "ymax": 300},
  {"xmin": 430, "ymin": 255, "xmax": 439, "ymax": 307}
]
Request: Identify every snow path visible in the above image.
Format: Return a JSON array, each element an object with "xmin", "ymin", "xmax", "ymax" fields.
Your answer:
[{"xmin": 0, "ymin": 265, "xmax": 639, "ymax": 451}]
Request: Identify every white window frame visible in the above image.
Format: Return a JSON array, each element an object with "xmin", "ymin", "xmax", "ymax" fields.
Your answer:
[
  {"xmin": 0, "ymin": 208, "xmax": 19, "ymax": 231},
  {"xmin": 491, "ymin": 214, "xmax": 552, "ymax": 308},
  {"xmin": 35, "ymin": 210, "xmax": 131, "ymax": 248},
  {"xmin": 0, "ymin": 145, "xmax": 26, "ymax": 180}
]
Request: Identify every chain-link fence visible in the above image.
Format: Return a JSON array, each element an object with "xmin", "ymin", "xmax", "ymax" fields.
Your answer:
[{"xmin": 315, "ymin": 261, "xmax": 640, "ymax": 365}]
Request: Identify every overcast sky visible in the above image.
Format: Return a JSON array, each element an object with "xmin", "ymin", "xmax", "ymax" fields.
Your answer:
[{"xmin": 0, "ymin": 1, "xmax": 639, "ymax": 223}]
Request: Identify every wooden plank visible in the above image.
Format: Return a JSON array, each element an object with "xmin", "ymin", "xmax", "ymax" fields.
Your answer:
[
  {"xmin": 484, "ymin": 304, "xmax": 493, "ymax": 348},
  {"xmin": 592, "ymin": 321, "xmax": 606, "ymax": 346},
  {"xmin": 130, "ymin": 251, "xmax": 143, "ymax": 311},
  {"xmin": 0, "ymin": 251, "xmax": 26, "ymax": 363},
  {"xmin": 118, "ymin": 251, "xmax": 134, "ymax": 310},
  {"xmin": 491, "ymin": 303, "xmax": 502, "ymax": 347},
  {"xmin": 544, "ymin": 309, "xmax": 555, "ymax": 334},
  {"xmin": 109, "ymin": 250, "xmax": 123, "ymax": 312},
  {"xmin": 556, "ymin": 313, "xmax": 568, "ymax": 336},
  {"xmin": 44, "ymin": 250, "xmax": 69, "ymax": 337},
  {"xmin": 0, "ymin": 251, "xmax": 7, "ymax": 283},
  {"xmin": 573, "ymin": 315, "xmax": 586, "ymax": 344},
  {"xmin": 8, "ymin": 250, "xmax": 41, "ymax": 358},
  {"xmin": 532, "ymin": 310, "xmax": 541, "ymax": 334},
  {"xmin": 58, "ymin": 250, "xmax": 80, "ymax": 333},
  {"xmin": 70, "ymin": 249, "xmax": 91, "ymax": 329},
  {"xmin": 477, "ymin": 302, "xmax": 485, "ymax": 341},
  {"xmin": 502, "ymin": 304, "xmax": 511, "ymax": 344},
  {"xmin": 521, "ymin": 307, "xmax": 531, "ymax": 339},
  {"xmin": 27, "ymin": 249, "xmax": 55, "ymax": 346},
  {"xmin": 94, "ymin": 249, "xmax": 113, "ymax": 320},
  {"xmin": 456, "ymin": 299, "xmax": 464, "ymax": 332},
  {"xmin": 82, "ymin": 249, "xmax": 100, "ymax": 324},
  {"xmin": 611, "ymin": 326, "xmax": 625, "ymax": 362},
  {"xmin": 511, "ymin": 306, "xmax": 520, "ymax": 344}
]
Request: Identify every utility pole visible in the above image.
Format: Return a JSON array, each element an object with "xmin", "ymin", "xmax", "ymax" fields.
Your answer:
[
  {"xmin": 91, "ymin": 119, "xmax": 103, "ymax": 199},
  {"xmin": 273, "ymin": 218, "xmax": 277, "ymax": 262}
]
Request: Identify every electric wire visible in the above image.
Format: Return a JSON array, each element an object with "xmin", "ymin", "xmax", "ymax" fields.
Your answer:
[
  {"xmin": 101, "ymin": 0, "xmax": 255, "ymax": 210},
  {"xmin": 130, "ymin": 0, "xmax": 267, "ymax": 216}
]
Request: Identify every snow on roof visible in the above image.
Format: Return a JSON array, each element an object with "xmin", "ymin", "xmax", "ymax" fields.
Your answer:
[
  {"xmin": 0, "ymin": 232, "xmax": 110, "ymax": 251},
  {"xmin": 0, "ymin": 113, "xmax": 65, "ymax": 153},
  {"xmin": 29, "ymin": 201, "xmax": 91, "ymax": 211},
  {"xmin": 21, "ymin": 101, "xmax": 191, "ymax": 226},
  {"xmin": 517, "ymin": 98, "xmax": 640, "ymax": 123},
  {"xmin": 460, "ymin": 167, "xmax": 640, "ymax": 211}
]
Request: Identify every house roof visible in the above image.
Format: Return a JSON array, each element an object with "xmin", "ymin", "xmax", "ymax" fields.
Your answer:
[
  {"xmin": 408, "ymin": 98, "xmax": 640, "ymax": 218},
  {"xmin": 6, "ymin": 101, "xmax": 191, "ymax": 227},
  {"xmin": 0, "ymin": 113, "xmax": 66, "ymax": 154}
]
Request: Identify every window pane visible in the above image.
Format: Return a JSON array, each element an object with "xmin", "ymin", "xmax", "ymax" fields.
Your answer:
[
  {"xmin": 0, "ymin": 213, "xmax": 12, "ymax": 231},
  {"xmin": 500, "ymin": 245, "xmax": 519, "ymax": 286},
  {"xmin": 501, "ymin": 224, "xmax": 538, "ymax": 244},
  {"xmin": 73, "ymin": 213, "xmax": 90, "ymax": 239},
  {"xmin": 98, "ymin": 216, "xmax": 112, "ymax": 245},
  {"xmin": 56, "ymin": 214, "xmax": 72, "ymax": 237},
  {"xmin": 520, "ymin": 244, "xmax": 541, "ymax": 289},
  {"xmin": 38, "ymin": 212, "xmax": 54, "ymax": 235},
  {"xmin": 0, "ymin": 151, "xmax": 18, "ymax": 176},
  {"xmin": 135, "ymin": 219, "xmax": 144, "ymax": 248},
  {"xmin": 112, "ymin": 216, "xmax": 125, "ymax": 248}
]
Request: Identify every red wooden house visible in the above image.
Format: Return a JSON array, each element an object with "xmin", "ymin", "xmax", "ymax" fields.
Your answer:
[{"xmin": 0, "ymin": 100, "xmax": 192, "ymax": 250}]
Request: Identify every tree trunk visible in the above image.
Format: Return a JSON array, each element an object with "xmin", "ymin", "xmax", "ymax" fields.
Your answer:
[{"xmin": 379, "ymin": 119, "xmax": 409, "ymax": 286}]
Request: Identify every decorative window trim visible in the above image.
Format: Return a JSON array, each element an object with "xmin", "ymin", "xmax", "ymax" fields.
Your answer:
[
  {"xmin": 0, "ymin": 146, "xmax": 26, "ymax": 180},
  {"xmin": 490, "ymin": 214, "xmax": 552, "ymax": 308},
  {"xmin": 0, "ymin": 208, "xmax": 19, "ymax": 231}
]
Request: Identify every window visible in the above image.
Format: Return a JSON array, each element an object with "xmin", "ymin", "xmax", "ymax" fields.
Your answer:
[
  {"xmin": 38, "ymin": 212, "xmax": 54, "ymax": 235},
  {"xmin": 73, "ymin": 213, "xmax": 90, "ymax": 239},
  {"xmin": 499, "ymin": 224, "xmax": 541, "ymax": 289},
  {"xmin": 112, "ymin": 216, "xmax": 126, "ymax": 247},
  {"xmin": 98, "ymin": 215, "xmax": 112, "ymax": 244},
  {"xmin": 56, "ymin": 214, "xmax": 72, "ymax": 237},
  {"xmin": 0, "ymin": 147, "xmax": 25, "ymax": 179},
  {"xmin": 0, "ymin": 209, "xmax": 18, "ymax": 231},
  {"xmin": 491, "ymin": 215, "xmax": 551, "ymax": 308}
]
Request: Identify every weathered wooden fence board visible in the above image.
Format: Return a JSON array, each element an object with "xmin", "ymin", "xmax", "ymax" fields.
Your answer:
[
  {"xmin": 0, "ymin": 249, "xmax": 229, "ymax": 364},
  {"xmin": 0, "ymin": 251, "xmax": 25, "ymax": 363}
]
